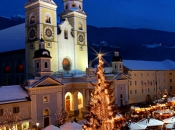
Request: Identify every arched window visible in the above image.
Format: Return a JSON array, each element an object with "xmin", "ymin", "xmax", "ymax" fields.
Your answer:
[
  {"xmin": 64, "ymin": 30, "xmax": 68, "ymax": 39},
  {"xmin": 30, "ymin": 13, "xmax": 35, "ymax": 24},
  {"xmin": 78, "ymin": 22, "xmax": 83, "ymax": 30},
  {"xmin": 36, "ymin": 62, "xmax": 39, "ymax": 69},
  {"xmin": 79, "ymin": 5, "xmax": 81, "ymax": 9},
  {"xmin": 65, "ymin": 4, "xmax": 68, "ymax": 10},
  {"xmin": 120, "ymin": 94, "xmax": 123, "ymax": 98},
  {"xmin": 72, "ymin": 3, "xmax": 76, "ymax": 8},
  {"xmin": 45, "ymin": 62, "xmax": 48, "ymax": 68},
  {"xmin": 16, "ymin": 64, "xmax": 24, "ymax": 73},
  {"xmin": 66, "ymin": 95, "xmax": 70, "ymax": 100},
  {"xmin": 43, "ymin": 109, "xmax": 50, "ymax": 116},
  {"xmin": 4, "ymin": 65, "xmax": 10, "ymax": 73},
  {"xmin": 45, "ymin": 14, "xmax": 51, "ymax": 23}
]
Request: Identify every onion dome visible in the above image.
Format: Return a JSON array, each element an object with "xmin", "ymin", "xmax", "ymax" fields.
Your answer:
[
  {"xmin": 112, "ymin": 56, "xmax": 122, "ymax": 62},
  {"xmin": 33, "ymin": 49, "xmax": 52, "ymax": 58},
  {"xmin": 33, "ymin": 38, "xmax": 52, "ymax": 58}
]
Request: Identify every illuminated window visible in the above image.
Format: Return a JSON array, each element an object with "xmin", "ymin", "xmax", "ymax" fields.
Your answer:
[
  {"xmin": 16, "ymin": 64, "xmax": 24, "ymax": 73},
  {"xmin": 30, "ymin": 13, "xmax": 35, "ymax": 24},
  {"xmin": 78, "ymin": 22, "xmax": 83, "ymax": 30},
  {"xmin": 43, "ymin": 109, "xmax": 49, "ymax": 116},
  {"xmin": 45, "ymin": 15, "xmax": 51, "ymax": 23},
  {"xmin": 4, "ymin": 65, "xmax": 10, "ymax": 73},
  {"xmin": 13, "ymin": 107, "xmax": 19, "ymax": 113},
  {"xmin": 43, "ymin": 96, "xmax": 49, "ymax": 102}
]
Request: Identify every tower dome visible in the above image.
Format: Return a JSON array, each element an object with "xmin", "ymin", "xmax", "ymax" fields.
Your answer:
[
  {"xmin": 112, "ymin": 48, "xmax": 122, "ymax": 62},
  {"xmin": 33, "ymin": 38, "xmax": 52, "ymax": 58}
]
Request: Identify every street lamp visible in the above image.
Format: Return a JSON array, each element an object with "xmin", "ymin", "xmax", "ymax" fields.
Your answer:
[{"xmin": 36, "ymin": 123, "xmax": 39, "ymax": 130}]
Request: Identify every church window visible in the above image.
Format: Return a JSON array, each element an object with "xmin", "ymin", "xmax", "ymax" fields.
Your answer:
[
  {"xmin": 65, "ymin": 4, "xmax": 68, "ymax": 10},
  {"xmin": 4, "ymin": 65, "xmax": 10, "ymax": 73},
  {"xmin": 78, "ymin": 22, "xmax": 83, "ymax": 30},
  {"xmin": 45, "ymin": 14, "xmax": 51, "ymax": 24},
  {"xmin": 130, "ymin": 81, "xmax": 132, "ymax": 86},
  {"xmin": 115, "ymin": 64, "xmax": 117, "ymax": 68},
  {"xmin": 13, "ymin": 107, "xmax": 19, "ymax": 113},
  {"xmin": 72, "ymin": 4, "xmax": 76, "ymax": 8},
  {"xmin": 16, "ymin": 64, "xmax": 24, "ymax": 73},
  {"xmin": 62, "ymin": 58, "xmax": 70, "ymax": 71},
  {"xmin": 45, "ymin": 62, "xmax": 48, "ymax": 68},
  {"xmin": 0, "ymin": 109, "xmax": 3, "ymax": 116},
  {"xmin": 37, "ymin": 62, "xmax": 39, "ymax": 69},
  {"xmin": 64, "ymin": 30, "xmax": 68, "ymax": 39},
  {"xmin": 43, "ymin": 96, "xmax": 49, "ymax": 103},
  {"xmin": 130, "ymin": 90, "xmax": 132, "ymax": 94},
  {"xmin": 43, "ymin": 109, "xmax": 49, "ymax": 116},
  {"xmin": 79, "ymin": 5, "xmax": 81, "ymax": 9},
  {"xmin": 30, "ymin": 13, "xmax": 36, "ymax": 24}
]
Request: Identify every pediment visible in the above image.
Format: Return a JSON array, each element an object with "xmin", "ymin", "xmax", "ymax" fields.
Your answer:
[
  {"xmin": 115, "ymin": 73, "xmax": 129, "ymax": 80},
  {"xmin": 31, "ymin": 76, "xmax": 62, "ymax": 88}
]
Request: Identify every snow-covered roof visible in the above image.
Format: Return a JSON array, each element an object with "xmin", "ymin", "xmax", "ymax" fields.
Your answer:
[
  {"xmin": 123, "ymin": 59, "xmax": 175, "ymax": 70},
  {"xmin": 0, "ymin": 85, "xmax": 29, "ymax": 104},
  {"xmin": 0, "ymin": 23, "xmax": 25, "ymax": 52}
]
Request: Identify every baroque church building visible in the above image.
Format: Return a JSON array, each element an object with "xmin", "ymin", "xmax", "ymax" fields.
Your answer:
[{"xmin": 25, "ymin": 0, "xmax": 88, "ymax": 78}]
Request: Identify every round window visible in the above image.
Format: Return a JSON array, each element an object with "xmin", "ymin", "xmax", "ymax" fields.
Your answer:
[{"xmin": 62, "ymin": 58, "xmax": 70, "ymax": 71}]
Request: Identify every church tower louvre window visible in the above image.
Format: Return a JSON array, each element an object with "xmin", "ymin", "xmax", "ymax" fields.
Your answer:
[{"xmin": 29, "ymin": 13, "xmax": 36, "ymax": 24}]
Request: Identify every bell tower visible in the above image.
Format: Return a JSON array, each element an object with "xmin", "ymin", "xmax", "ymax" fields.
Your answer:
[
  {"xmin": 59, "ymin": 0, "xmax": 88, "ymax": 72},
  {"xmin": 25, "ymin": 0, "xmax": 58, "ymax": 78}
]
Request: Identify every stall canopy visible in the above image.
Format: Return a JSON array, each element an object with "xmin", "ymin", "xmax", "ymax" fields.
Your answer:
[
  {"xmin": 128, "ymin": 122, "xmax": 147, "ymax": 130},
  {"xmin": 60, "ymin": 122, "xmax": 82, "ymax": 130},
  {"xmin": 137, "ymin": 118, "xmax": 164, "ymax": 127},
  {"xmin": 163, "ymin": 116, "xmax": 175, "ymax": 124},
  {"xmin": 43, "ymin": 125, "xmax": 61, "ymax": 130}
]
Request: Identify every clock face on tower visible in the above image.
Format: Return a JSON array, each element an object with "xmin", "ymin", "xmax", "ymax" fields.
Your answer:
[
  {"xmin": 28, "ymin": 28, "xmax": 36, "ymax": 40},
  {"xmin": 78, "ymin": 34, "xmax": 84, "ymax": 44},
  {"xmin": 44, "ymin": 26, "xmax": 54, "ymax": 39}
]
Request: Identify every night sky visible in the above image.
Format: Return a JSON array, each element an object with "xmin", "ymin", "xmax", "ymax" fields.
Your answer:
[{"xmin": 1, "ymin": 0, "xmax": 175, "ymax": 32}]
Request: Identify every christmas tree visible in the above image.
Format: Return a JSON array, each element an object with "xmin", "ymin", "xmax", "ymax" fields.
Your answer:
[{"xmin": 83, "ymin": 54, "xmax": 125, "ymax": 130}]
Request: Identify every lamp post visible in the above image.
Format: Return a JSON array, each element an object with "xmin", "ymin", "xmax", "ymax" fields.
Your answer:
[{"xmin": 36, "ymin": 123, "xmax": 39, "ymax": 130}]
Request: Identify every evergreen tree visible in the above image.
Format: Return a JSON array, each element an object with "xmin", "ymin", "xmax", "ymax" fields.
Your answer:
[{"xmin": 83, "ymin": 55, "xmax": 125, "ymax": 130}]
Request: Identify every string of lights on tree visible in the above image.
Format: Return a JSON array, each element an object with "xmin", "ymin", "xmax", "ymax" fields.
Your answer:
[{"xmin": 83, "ymin": 54, "xmax": 125, "ymax": 130}]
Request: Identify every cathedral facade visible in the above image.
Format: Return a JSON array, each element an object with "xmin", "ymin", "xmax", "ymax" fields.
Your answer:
[{"xmin": 25, "ymin": 0, "xmax": 88, "ymax": 79}]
